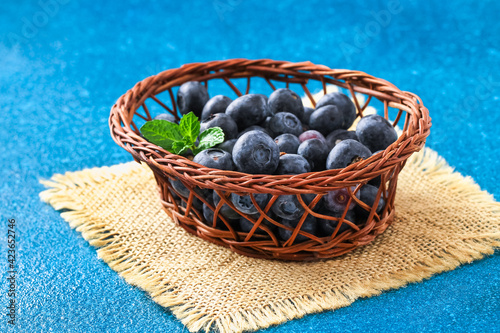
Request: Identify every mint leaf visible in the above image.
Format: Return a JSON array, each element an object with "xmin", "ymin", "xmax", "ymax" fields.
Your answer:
[
  {"xmin": 194, "ymin": 127, "xmax": 225, "ymax": 154},
  {"xmin": 179, "ymin": 112, "xmax": 200, "ymax": 146},
  {"xmin": 172, "ymin": 141, "xmax": 191, "ymax": 155},
  {"xmin": 141, "ymin": 116, "xmax": 223, "ymax": 157},
  {"xmin": 140, "ymin": 120, "xmax": 184, "ymax": 151}
]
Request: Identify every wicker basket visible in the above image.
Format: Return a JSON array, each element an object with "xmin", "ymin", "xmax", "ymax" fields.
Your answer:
[{"xmin": 109, "ymin": 59, "xmax": 431, "ymax": 261}]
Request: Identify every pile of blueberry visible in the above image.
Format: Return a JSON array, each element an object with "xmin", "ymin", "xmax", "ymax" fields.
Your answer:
[{"xmin": 152, "ymin": 81, "xmax": 398, "ymax": 242}]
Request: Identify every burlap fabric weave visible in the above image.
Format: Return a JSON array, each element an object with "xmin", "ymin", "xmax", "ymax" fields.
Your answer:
[{"xmin": 39, "ymin": 146, "xmax": 500, "ymax": 333}]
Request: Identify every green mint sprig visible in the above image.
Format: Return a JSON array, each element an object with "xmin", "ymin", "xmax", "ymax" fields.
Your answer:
[{"xmin": 140, "ymin": 112, "xmax": 224, "ymax": 155}]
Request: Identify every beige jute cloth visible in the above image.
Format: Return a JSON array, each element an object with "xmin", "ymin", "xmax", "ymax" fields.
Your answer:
[{"xmin": 40, "ymin": 147, "xmax": 500, "ymax": 333}]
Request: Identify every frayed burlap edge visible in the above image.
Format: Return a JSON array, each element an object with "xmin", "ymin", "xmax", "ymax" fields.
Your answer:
[{"xmin": 39, "ymin": 147, "xmax": 500, "ymax": 333}]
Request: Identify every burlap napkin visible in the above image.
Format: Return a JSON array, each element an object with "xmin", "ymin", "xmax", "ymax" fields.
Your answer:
[{"xmin": 39, "ymin": 146, "xmax": 500, "ymax": 333}]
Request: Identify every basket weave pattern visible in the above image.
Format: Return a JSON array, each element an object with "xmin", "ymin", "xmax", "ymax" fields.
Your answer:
[{"xmin": 109, "ymin": 59, "xmax": 431, "ymax": 260}]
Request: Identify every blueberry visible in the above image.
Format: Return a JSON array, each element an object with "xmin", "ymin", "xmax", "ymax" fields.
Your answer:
[
  {"xmin": 318, "ymin": 209, "xmax": 357, "ymax": 237},
  {"xmin": 226, "ymin": 94, "xmax": 268, "ymax": 130},
  {"xmin": 278, "ymin": 215, "xmax": 317, "ymax": 243},
  {"xmin": 356, "ymin": 115, "xmax": 398, "ymax": 152},
  {"xmin": 298, "ymin": 130, "xmax": 326, "ymax": 143},
  {"xmin": 201, "ymin": 95, "xmax": 232, "ymax": 120},
  {"xmin": 326, "ymin": 139, "xmax": 372, "ymax": 170},
  {"xmin": 232, "ymin": 130, "xmax": 280, "ymax": 174},
  {"xmin": 258, "ymin": 94, "xmax": 272, "ymax": 118},
  {"xmin": 309, "ymin": 105, "xmax": 344, "ymax": 136},
  {"xmin": 213, "ymin": 191, "xmax": 241, "ymax": 219},
  {"xmin": 176, "ymin": 81, "xmax": 209, "ymax": 117},
  {"xmin": 297, "ymin": 139, "xmax": 329, "ymax": 171},
  {"xmin": 322, "ymin": 186, "xmax": 360, "ymax": 212},
  {"xmin": 216, "ymin": 139, "xmax": 237, "ymax": 154},
  {"xmin": 268, "ymin": 112, "xmax": 303, "ymax": 137},
  {"xmin": 325, "ymin": 129, "xmax": 358, "ymax": 150},
  {"xmin": 202, "ymin": 203, "xmax": 237, "ymax": 229},
  {"xmin": 354, "ymin": 184, "xmax": 385, "ymax": 222},
  {"xmin": 276, "ymin": 154, "xmax": 311, "ymax": 175},
  {"xmin": 169, "ymin": 178, "xmax": 190, "ymax": 198},
  {"xmin": 193, "ymin": 148, "xmax": 234, "ymax": 170},
  {"xmin": 153, "ymin": 113, "xmax": 176, "ymax": 122},
  {"xmin": 239, "ymin": 216, "xmax": 274, "ymax": 235},
  {"xmin": 274, "ymin": 133, "xmax": 301, "ymax": 154},
  {"xmin": 271, "ymin": 195, "xmax": 305, "ymax": 220},
  {"xmin": 256, "ymin": 93, "xmax": 269, "ymax": 103},
  {"xmin": 200, "ymin": 113, "xmax": 238, "ymax": 140},
  {"xmin": 300, "ymin": 106, "xmax": 314, "ymax": 125},
  {"xmin": 237, "ymin": 125, "xmax": 270, "ymax": 138},
  {"xmin": 315, "ymin": 92, "xmax": 357, "ymax": 129},
  {"xmin": 230, "ymin": 192, "xmax": 270, "ymax": 215},
  {"xmin": 268, "ymin": 88, "xmax": 304, "ymax": 120}
]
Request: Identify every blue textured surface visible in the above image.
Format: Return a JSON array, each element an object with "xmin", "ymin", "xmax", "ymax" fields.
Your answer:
[{"xmin": 1, "ymin": 0, "xmax": 499, "ymax": 332}]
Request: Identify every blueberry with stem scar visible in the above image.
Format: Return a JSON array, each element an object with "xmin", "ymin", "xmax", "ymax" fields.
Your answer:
[
  {"xmin": 325, "ymin": 129, "xmax": 358, "ymax": 150},
  {"xmin": 232, "ymin": 130, "xmax": 280, "ymax": 174},
  {"xmin": 193, "ymin": 148, "xmax": 234, "ymax": 170},
  {"xmin": 268, "ymin": 112, "xmax": 303, "ymax": 137},
  {"xmin": 322, "ymin": 186, "xmax": 360, "ymax": 212},
  {"xmin": 271, "ymin": 195, "xmax": 305, "ymax": 220},
  {"xmin": 230, "ymin": 193, "xmax": 270, "ymax": 215},
  {"xmin": 326, "ymin": 139, "xmax": 372, "ymax": 170}
]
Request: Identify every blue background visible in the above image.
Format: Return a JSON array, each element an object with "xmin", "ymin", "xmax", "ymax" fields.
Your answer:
[{"xmin": 1, "ymin": 0, "xmax": 499, "ymax": 332}]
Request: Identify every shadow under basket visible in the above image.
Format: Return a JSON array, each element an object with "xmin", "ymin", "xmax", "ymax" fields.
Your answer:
[{"xmin": 109, "ymin": 59, "xmax": 431, "ymax": 261}]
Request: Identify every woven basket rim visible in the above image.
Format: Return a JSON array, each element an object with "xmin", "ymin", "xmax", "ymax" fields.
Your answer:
[{"xmin": 109, "ymin": 58, "xmax": 431, "ymax": 193}]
